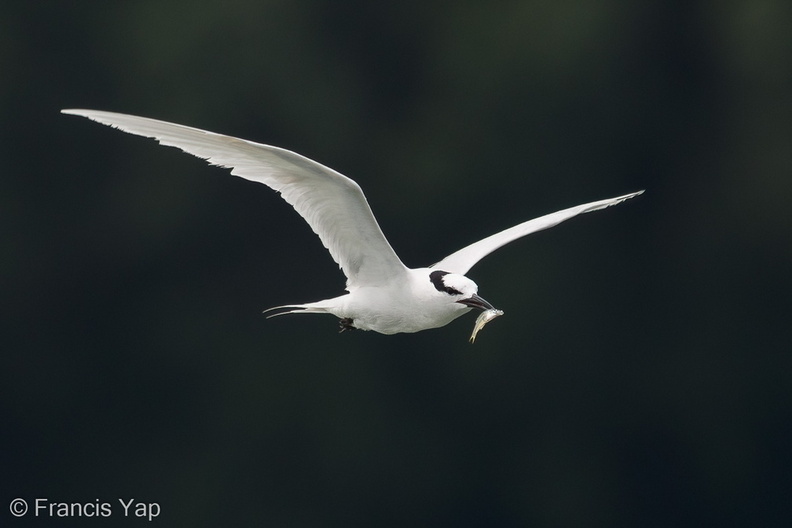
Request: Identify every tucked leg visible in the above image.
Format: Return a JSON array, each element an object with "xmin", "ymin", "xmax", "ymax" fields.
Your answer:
[{"xmin": 338, "ymin": 318, "xmax": 356, "ymax": 333}]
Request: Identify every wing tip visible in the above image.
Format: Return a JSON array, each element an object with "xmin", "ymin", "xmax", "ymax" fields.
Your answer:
[
  {"xmin": 61, "ymin": 108, "xmax": 93, "ymax": 117},
  {"xmin": 588, "ymin": 189, "xmax": 645, "ymax": 212},
  {"xmin": 617, "ymin": 189, "xmax": 645, "ymax": 201},
  {"xmin": 61, "ymin": 109, "xmax": 118, "ymax": 124}
]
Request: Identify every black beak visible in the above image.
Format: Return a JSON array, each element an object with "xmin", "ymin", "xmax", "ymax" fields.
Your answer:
[{"xmin": 457, "ymin": 294, "xmax": 495, "ymax": 311}]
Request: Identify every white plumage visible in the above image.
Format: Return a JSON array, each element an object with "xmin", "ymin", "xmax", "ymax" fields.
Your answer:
[{"xmin": 62, "ymin": 109, "xmax": 643, "ymax": 339}]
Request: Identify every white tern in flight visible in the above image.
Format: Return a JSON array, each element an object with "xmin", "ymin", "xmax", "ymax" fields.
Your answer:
[{"xmin": 63, "ymin": 109, "xmax": 642, "ymax": 340}]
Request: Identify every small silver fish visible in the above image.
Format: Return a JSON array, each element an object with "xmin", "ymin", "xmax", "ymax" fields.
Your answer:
[{"xmin": 469, "ymin": 308, "xmax": 504, "ymax": 343}]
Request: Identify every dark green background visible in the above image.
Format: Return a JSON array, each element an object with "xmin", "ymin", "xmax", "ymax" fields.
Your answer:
[{"xmin": 3, "ymin": 1, "xmax": 791, "ymax": 526}]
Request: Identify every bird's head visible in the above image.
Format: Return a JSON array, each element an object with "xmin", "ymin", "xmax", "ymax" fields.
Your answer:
[{"xmin": 429, "ymin": 270, "xmax": 495, "ymax": 311}]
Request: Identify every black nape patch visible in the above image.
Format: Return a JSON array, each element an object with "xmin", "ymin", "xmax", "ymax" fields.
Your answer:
[{"xmin": 430, "ymin": 270, "xmax": 462, "ymax": 295}]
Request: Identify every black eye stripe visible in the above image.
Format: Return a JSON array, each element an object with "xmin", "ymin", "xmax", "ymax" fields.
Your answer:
[{"xmin": 429, "ymin": 270, "xmax": 462, "ymax": 296}]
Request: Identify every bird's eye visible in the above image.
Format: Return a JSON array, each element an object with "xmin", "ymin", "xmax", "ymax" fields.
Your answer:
[{"xmin": 429, "ymin": 270, "xmax": 462, "ymax": 295}]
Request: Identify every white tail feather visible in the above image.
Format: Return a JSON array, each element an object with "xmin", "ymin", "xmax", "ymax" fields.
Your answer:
[{"xmin": 263, "ymin": 304, "xmax": 331, "ymax": 318}]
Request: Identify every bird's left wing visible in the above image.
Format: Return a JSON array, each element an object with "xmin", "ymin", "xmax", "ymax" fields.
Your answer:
[
  {"xmin": 62, "ymin": 109, "xmax": 408, "ymax": 289},
  {"xmin": 431, "ymin": 191, "xmax": 644, "ymax": 275}
]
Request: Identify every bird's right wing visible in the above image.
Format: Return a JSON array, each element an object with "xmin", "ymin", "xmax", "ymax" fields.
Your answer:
[
  {"xmin": 431, "ymin": 191, "xmax": 644, "ymax": 275},
  {"xmin": 62, "ymin": 109, "xmax": 408, "ymax": 290}
]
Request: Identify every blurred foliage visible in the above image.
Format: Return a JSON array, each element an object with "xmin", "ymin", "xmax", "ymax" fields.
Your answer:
[{"xmin": 2, "ymin": 1, "xmax": 792, "ymax": 527}]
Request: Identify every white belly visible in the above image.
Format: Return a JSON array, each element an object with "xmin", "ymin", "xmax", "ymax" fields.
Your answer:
[{"xmin": 337, "ymin": 286, "xmax": 471, "ymax": 334}]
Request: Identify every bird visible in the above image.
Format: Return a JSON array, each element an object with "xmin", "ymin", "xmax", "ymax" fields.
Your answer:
[{"xmin": 62, "ymin": 109, "xmax": 643, "ymax": 340}]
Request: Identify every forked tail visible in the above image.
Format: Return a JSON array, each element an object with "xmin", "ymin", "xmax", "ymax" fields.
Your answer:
[{"xmin": 263, "ymin": 300, "xmax": 337, "ymax": 319}]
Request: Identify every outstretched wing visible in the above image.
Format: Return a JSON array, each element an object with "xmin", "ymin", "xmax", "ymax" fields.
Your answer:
[
  {"xmin": 62, "ymin": 109, "xmax": 408, "ymax": 290},
  {"xmin": 431, "ymin": 191, "xmax": 644, "ymax": 275}
]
